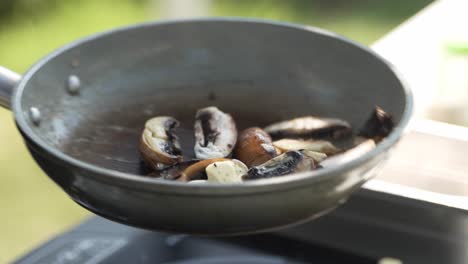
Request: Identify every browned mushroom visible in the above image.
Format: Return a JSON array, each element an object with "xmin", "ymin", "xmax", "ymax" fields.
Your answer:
[
  {"xmin": 194, "ymin": 106, "xmax": 237, "ymax": 159},
  {"xmin": 160, "ymin": 158, "xmax": 229, "ymax": 182},
  {"xmin": 358, "ymin": 106, "xmax": 394, "ymax": 142},
  {"xmin": 273, "ymin": 138, "xmax": 340, "ymax": 155},
  {"xmin": 319, "ymin": 139, "xmax": 376, "ymax": 168},
  {"xmin": 300, "ymin": 150, "xmax": 328, "ymax": 163},
  {"xmin": 159, "ymin": 160, "xmax": 200, "ymax": 180},
  {"xmin": 264, "ymin": 116, "xmax": 352, "ymax": 140},
  {"xmin": 140, "ymin": 116, "xmax": 183, "ymax": 170},
  {"xmin": 233, "ymin": 127, "xmax": 277, "ymax": 168},
  {"xmin": 243, "ymin": 151, "xmax": 316, "ymax": 180}
]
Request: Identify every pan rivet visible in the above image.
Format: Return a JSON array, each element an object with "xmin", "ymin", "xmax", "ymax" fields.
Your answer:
[
  {"xmin": 29, "ymin": 107, "xmax": 41, "ymax": 125},
  {"xmin": 67, "ymin": 75, "xmax": 81, "ymax": 95},
  {"xmin": 71, "ymin": 59, "xmax": 80, "ymax": 68}
]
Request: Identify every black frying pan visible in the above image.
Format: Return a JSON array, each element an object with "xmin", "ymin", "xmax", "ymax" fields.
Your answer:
[{"xmin": 0, "ymin": 18, "xmax": 412, "ymax": 235}]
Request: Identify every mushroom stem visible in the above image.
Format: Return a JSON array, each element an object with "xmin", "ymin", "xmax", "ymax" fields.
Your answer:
[{"xmin": 177, "ymin": 158, "xmax": 228, "ymax": 182}]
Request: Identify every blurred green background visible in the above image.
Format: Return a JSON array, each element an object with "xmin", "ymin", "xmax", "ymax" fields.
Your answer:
[{"xmin": 0, "ymin": 0, "xmax": 431, "ymax": 262}]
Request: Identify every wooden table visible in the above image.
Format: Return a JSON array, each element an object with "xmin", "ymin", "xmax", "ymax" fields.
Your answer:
[{"xmin": 365, "ymin": 0, "xmax": 468, "ymax": 209}]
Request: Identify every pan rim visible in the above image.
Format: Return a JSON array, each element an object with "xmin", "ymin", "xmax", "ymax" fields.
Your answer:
[{"xmin": 12, "ymin": 17, "xmax": 413, "ymax": 194}]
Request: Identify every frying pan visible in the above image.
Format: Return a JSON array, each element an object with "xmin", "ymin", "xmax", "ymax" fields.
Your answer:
[{"xmin": 0, "ymin": 18, "xmax": 412, "ymax": 235}]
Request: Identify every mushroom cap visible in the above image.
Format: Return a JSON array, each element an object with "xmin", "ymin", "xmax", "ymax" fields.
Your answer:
[{"xmin": 234, "ymin": 127, "xmax": 277, "ymax": 167}]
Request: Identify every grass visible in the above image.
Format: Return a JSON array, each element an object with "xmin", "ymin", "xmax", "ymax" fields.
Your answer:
[
  {"xmin": 0, "ymin": 1, "xmax": 151, "ymax": 262},
  {"xmin": 0, "ymin": 0, "xmax": 431, "ymax": 262}
]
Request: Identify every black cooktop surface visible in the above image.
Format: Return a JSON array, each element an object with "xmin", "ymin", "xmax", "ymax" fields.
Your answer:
[
  {"xmin": 15, "ymin": 217, "xmax": 375, "ymax": 264},
  {"xmin": 15, "ymin": 189, "xmax": 468, "ymax": 264}
]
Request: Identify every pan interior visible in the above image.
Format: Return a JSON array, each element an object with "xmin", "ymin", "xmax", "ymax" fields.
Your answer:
[{"xmin": 18, "ymin": 20, "xmax": 407, "ymax": 176}]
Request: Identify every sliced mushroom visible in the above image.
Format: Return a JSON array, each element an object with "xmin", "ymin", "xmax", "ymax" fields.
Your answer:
[
  {"xmin": 140, "ymin": 116, "xmax": 183, "ymax": 170},
  {"xmin": 194, "ymin": 106, "xmax": 237, "ymax": 159},
  {"xmin": 300, "ymin": 150, "xmax": 328, "ymax": 163},
  {"xmin": 160, "ymin": 158, "xmax": 228, "ymax": 182},
  {"xmin": 358, "ymin": 106, "xmax": 394, "ymax": 142},
  {"xmin": 206, "ymin": 159, "xmax": 248, "ymax": 183},
  {"xmin": 319, "ymin": 139, "xmax": 376, "ymax": 168},
  {"xmin": 243, "ymin": 151, "xmax": 316, "ymax": 180},
  {"xmin": 264, "ymin": 116, "xmax": 352, "ymax": 140},
  {"xmin": 234, "ymin": 127, "xmax": 277, "ymax": 168},
  {"xmin": 159, "ymin": 160, "xmax": 200, "ymax": 180},
  {"xmin": 188, "ymin": 180, "xmax": 208, "ymax": 184},
  {"xmin": 353, "ymin": 136, "xmax": 369, "ymax": 145},
  {"xmin": 273, "ymin": 138, "xmax": 340, "ymax": 155}
]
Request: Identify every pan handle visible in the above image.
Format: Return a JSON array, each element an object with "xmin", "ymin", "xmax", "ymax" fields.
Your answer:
[{"xmin": 0, "ymin": 66, "xmax": 21, "ymax": 110}]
